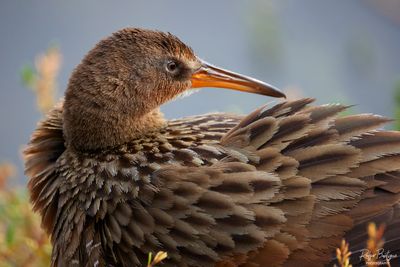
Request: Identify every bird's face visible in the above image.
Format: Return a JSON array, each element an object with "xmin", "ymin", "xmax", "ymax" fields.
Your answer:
[
  {"xmin": 68, "ymin": 28, "xmax": 284, "ymax": 117},
  {"xmin": 138, "ymin": 30, "xmax": 286, "ymax": 108}
]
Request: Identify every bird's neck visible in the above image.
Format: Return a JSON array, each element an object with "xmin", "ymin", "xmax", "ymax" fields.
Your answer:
[{"xmin": 63, "ymin": 105, "xmax": 166, "ymax": 152}]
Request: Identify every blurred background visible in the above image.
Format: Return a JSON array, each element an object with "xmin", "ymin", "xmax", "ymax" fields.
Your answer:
[{"xmin": 0, "ymin": 1, "xmax": 400, "ymax": 265}]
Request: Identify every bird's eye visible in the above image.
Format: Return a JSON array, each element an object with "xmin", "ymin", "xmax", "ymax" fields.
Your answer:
[{"xmin": 166, "ymin": 60, "xmax": 179, "ymax": 74}]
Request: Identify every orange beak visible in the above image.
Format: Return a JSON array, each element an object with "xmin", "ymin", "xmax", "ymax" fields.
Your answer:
[{"xmin": 191, "ymin": 59, "xmax": 285, "ymax": 98}]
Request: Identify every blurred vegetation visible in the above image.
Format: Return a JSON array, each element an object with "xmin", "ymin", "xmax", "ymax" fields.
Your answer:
[
  {"xmin": 0, "ymin": 163, "xmax": 51, "ymax": 267},
  {"xmin": 365, "ymin": 223, "xmax": 387, "ymax": 267},
  {"xmin": 21, "ymin": 46, "xmax": 61, "ymax": 114},
  {"xmin": 147, "ymin": 251, "xmax": 167, "ymax": 267},
  {"xmin": 0, "ymin": 46, "xmax": 60, "ymax": 267},
  {"xmin": 335, "ymin": 239, "xmax": 352, "ymax": 267}
]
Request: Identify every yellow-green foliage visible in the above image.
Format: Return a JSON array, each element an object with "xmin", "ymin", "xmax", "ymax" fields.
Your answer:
[
  {"xmin": 0, "ymin": 46, "xmax": 60, "ymax": 266},
  {"xmin": 0, "ymin": 164, "xmax": 51, "ymax": 267},
  {"xmin": 147, "ymin": 251, "xmax": 168, "ymax": 267}
]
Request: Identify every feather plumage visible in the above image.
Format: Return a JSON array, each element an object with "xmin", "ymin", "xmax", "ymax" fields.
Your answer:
[{"xmin": 24, "ymin": 98, "xmax": 400, "ymax": 267}]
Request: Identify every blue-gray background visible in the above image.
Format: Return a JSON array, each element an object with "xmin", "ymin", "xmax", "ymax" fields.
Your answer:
[{"xmin": 1, "ymin": 0, "xmax": 400, "ymax": 183}]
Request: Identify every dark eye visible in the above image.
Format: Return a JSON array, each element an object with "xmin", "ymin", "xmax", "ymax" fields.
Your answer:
[{"xmin": 165, "ymin": 60, "xmax": 179, "ymax": 74}]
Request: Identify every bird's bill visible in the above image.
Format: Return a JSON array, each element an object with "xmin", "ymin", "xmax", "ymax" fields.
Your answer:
[{"xmin": 191, "ymin": 60, "xmax": 285, "ymax": 98}]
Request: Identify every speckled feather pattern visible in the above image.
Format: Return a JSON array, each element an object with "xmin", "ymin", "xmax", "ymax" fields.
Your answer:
[{"xmin": 24, "ymin": 99, "xmax": 400, "ymax": 267}]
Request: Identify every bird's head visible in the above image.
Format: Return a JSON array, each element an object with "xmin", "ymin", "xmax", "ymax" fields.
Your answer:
[{"xmin": 63, "ymin": 28, "xmax": 285, "ymax": 151}]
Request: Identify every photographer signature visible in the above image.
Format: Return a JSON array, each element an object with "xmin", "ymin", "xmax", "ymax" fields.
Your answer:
[{"xmin": 360, "ymin": 248, "xmax": 398, "ymax": 264}]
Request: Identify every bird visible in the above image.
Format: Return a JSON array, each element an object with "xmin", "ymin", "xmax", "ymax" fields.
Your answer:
[{"xmin": 24, "ymin": 28, "xmax": 400, "ymax": 267}]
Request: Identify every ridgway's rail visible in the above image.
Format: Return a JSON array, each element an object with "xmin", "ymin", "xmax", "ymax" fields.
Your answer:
[{"xmin": 24, "ymin": 28, "xmax": 400, "ymax": 267}]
